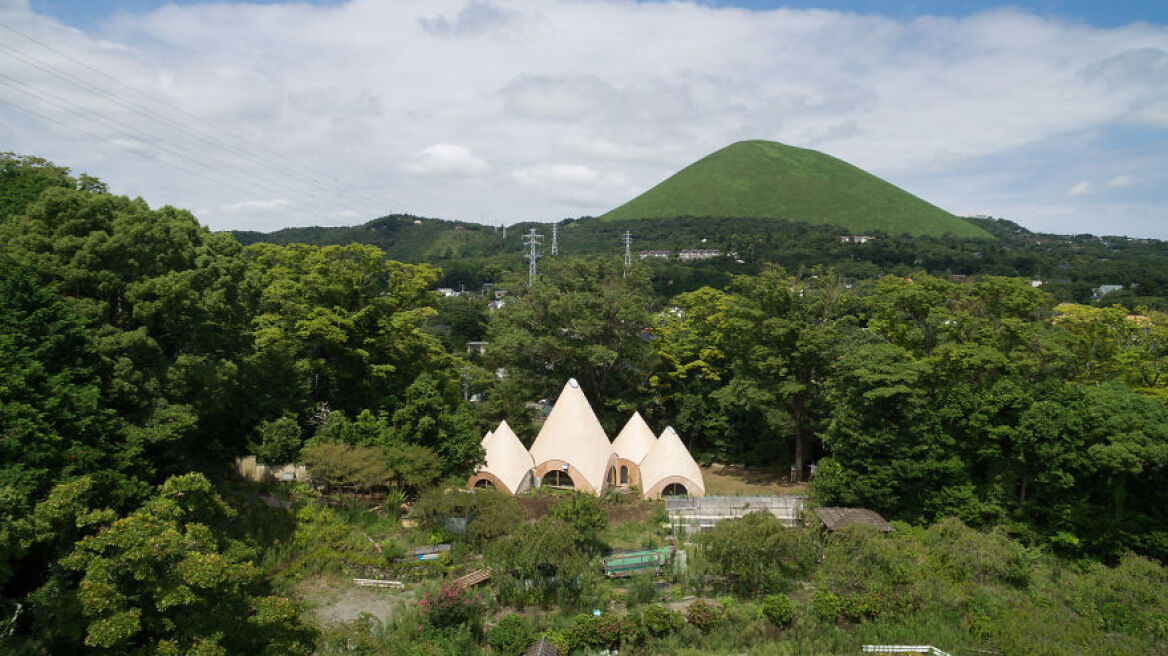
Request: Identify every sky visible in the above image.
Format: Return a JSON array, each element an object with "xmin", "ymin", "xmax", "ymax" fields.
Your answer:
[{"xmin": 1, "ymin": 1, "xmax": 1166, "ymax": 237}]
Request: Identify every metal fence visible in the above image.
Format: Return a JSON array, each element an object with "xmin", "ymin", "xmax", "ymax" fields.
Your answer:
[{"xmin": 666, "ymin": 495, "xmax": 806, "ymax": 534}]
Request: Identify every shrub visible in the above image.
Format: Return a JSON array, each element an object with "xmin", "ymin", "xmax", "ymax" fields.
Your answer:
[
  {"xmin": 699, "ymin": 511, "xmax": 817, "ymax": 595},
  {"xmin": 626, "ymin": 574, "xmax": 658, "ymax": 607},
  {"xmin": 252, "ymin": 416, "xmax": 302, "ymax": 464},
  {"xmin": 550, "ymin": 493, "xmax": 608, "ymax": 545},
  {"xmin": 418, "ymin": 583, "xmax": 483, "ymax": 633},
  {"xmin": 685, "ymin": 600, "xmax": 721, "ymax": 633},
  {"xmin": 567, "ymin": 612, "xmax": 637, "ymax": 650},
  {"xmin": 761, "ymin": 594, "xmax": 797, "ymax": 627},
  {"xmin": 486, "ymin": 614, "xmax": 530, "ymax": 656},
  {"xmin": 466, "ymin": 489, "xmax": 524, "ymax": 546},
  {"xmin": 641, "ymin": 604, "xmax": 684, "ymax": 637}
]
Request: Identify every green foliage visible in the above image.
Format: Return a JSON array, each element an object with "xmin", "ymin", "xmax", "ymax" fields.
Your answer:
[
  {"xmin": 685, "ymin": 600, "xmax": 722, "ymax": 633},
  {"xmin": 550, "ymin": 492, "xmax": 608, "ymax": 547},
  {"xmin": 814, "ymin": 525, "xmax": 921, "ymax": 621},
  {"xmin": 485, "ymin": 517, "xmax": 587, "ymax": 607},
  {"xmin": 61, "ymin": 473, "xmax": 315, "ymax": 655},
  {"xmin": 252, "ymin": 416, "xmax": 302, "ymax": 464},
  {"xmin": 761, "ymin": 594, "xmax": 797, "ymax": 627},
  {"xmin": 641, "ymin": 604, "xmax": 684, "ymax": 637},
  {"xmin": 484, "ymin": 256, "xmax": 655, "ymax": 432},
  {"xmin": 464, "ymin": 489, "xmax": 523, "ymax": 546},
  {"xmin": 300, "ymin": 442, "xmax": 392, "ymax": 493},
  {"xmin": 699, "ymin": 511, "xmax": 817, "ymax": 595},
  {"xmin": 601, "ymin": 140, "xmax": 990, "ymax": 238},
  {"xmin": 417, "ymin": 582, "xmax": 483, "ymax": 633},
  {"xmin": 486, "ymin": 613, "xmax": 531, "ymax": 656}
]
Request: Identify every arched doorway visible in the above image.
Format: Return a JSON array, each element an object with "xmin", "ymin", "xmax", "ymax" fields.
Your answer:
[
  {"xmin": 474, "ymin": 478, "xmax": 494, "ymax": 489},
  {"xmin": 619, "ymin": 466, "xmax": 629, "ymax": 485},
  {"xmin": 541, "ymin": 470, "xmax": 575, "ymax": 488},
  {"xmin": 607, "ymin": 467, "xmax": 616, "ymax": 486},
  {"xmin": 662, "ymin": 482, "xmax": 689, "ymax": 497}
]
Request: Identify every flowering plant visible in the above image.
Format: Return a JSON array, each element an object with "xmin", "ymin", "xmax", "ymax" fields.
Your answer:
[{"xmin": 417, "ymin": 582, "xmax": 482, "ymax": 629}]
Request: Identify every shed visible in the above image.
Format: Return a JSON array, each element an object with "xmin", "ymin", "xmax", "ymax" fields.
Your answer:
[{"xmin": 814, "ymin": 507, "xmax": 894, "ymax": 532}]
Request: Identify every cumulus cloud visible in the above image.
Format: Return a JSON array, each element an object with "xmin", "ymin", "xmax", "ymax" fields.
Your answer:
[
  {"xmin": 418, "ymin": 0, "xmax": 518, "ymax": 37},
  {"xmin": 402, "ymin": 144, "xmax": 490, "ymax": 177},
  {"xmin": 1108, "ymin": 175, "xmax": 1133, "ymax": 187},
  {"xmin": 1068, "ymin": 181, "xmax": 1092, "ymax": 196},
  {"xmin": 0, "ymin": 1, "xmax": 1166, "ymax": 234}
]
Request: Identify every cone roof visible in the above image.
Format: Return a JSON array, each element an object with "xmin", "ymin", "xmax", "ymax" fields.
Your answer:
[
  {"xmin": 476, "ymin": 420, "xmax": 534, "ymax": 495},
  {"xmin": 611, "ymin": 411, "xmax": 657, "ymax": 465},
  {"xmin": 529, "ymin": 379, "xmax": 613, "ymax": 492},
  {"xmin": 640, "ymin": 426, "xmax": 705, "ymax": 495}
]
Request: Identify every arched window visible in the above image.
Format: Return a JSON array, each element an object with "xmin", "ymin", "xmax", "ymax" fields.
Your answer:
[
  {"xmin": 607, "ymin": 467, "xmax": 616, "ymax": 486},
  {"xmin": 473, "ymin": 478, "xmax": 494, "ymax": 489},
  {"xmin": 662, "ymin": 482, "xmax": 689, "ymax": 497},
  {"xmin": 541, "ymin": 470, "xmax": 574, "ymax": 488},
  {"xmin": 619, "ymin": 466, "xmax": 629, "ymax": 485}
]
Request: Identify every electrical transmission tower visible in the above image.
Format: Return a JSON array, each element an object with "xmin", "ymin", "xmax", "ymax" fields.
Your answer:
[
  {"xmin": 550, "ymin": 224, "xmax": 559, "ymax": 256},
  {"xmin": 622, "ymin": 231, "xmax": 633, "ymax": 277},
  {"xmin": 522, "ymin": 228, "xmax": 543, "ymax": 287}
]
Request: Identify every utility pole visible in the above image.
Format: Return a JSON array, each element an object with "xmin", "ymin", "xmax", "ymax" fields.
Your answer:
[
  {"xmin": 550, "ymin": 224, "xmax": 559, "ymax": 256},
  {"xmin": 622, "ymin": 231, "xmax": 632, "ymax": 278},
  {"xmin": 522, "ymin": 228, "xmax": 543, "ymax": 288}
]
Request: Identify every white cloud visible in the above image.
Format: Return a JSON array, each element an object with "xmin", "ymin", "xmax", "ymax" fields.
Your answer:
[
  {"xmin": 0, "ymin": 1, "xmax": 1166, "ymax": 234},
  {"xmin": 402, "ymin": 144, "xmax": 490, "ymax": 177},
  {"xmin": 1107, "ymin": 175, "xmax": 1133, "ymax": 187},
  {"xmin": 513, "ymin": 164, "xmax": 600, "ymax": 186},
  {"xmin": 1068, "ymin": 181, "xmax": 1092, "ymax": 196}
]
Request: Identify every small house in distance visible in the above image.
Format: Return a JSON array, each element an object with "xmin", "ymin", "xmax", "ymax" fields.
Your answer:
[
  {"xmin": 466, "ymin": 379, "xmax": 704, "ymax": 499},
  {"xmin": 814, "ymin": 507, "xmax": 894, "ymax": 533}
]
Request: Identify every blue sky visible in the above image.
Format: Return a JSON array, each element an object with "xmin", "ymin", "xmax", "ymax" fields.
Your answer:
[
  {"xmin": 32, "ymin": 0, "xmax": 1168, "ymax": 29},
  {"xmin": 4, "ymin": 0, "xmax": 1167, "ymax": 236}
]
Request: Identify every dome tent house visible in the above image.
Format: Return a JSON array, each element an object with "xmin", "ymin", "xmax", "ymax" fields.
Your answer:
[
  {"xmin": 467, "ymin": 420, "xmax": 535, "ymax": 495},
  {"xmin": 466, "ymin": 379, "xmax": 703, "ymax": 499}
]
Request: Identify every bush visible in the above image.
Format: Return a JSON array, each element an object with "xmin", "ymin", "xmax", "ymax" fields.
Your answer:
[
  {"xmin": 566, "ymin": 612, "xmax": 638, "ymax": 650},
  {"xmin": 699, "ymin": 511, "xmax": 817, "ymax": 595},
  {"xmin": 685, "ymin": 600, "xmax": 721, "ymax": 633},
  {"xmin": 626, "ymin": 574, "xmax": 658, "ymax": 607},
  {"xmin": 761, "ymin": 594, "xmax": 797, "ymax": 627},
  {"xmin": 641, "ymin": 604, "xmax": 684, "ymax": 637},
  {"xmin": 550, "ymin": 493, "xmax": 608, "ymax": 545},
  {"xmin": 252, "ymin": 416, "xmax": 302, "ymax": 464},
  {"xmin": 418, "ymin": 583, "xmax": 483, "ymax": 634},
  {"xmin": 486, "ymin": 614, "xmax": 530, "ymax": 656}
]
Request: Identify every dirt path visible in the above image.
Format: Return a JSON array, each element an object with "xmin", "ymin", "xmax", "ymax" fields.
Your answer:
[{"xmin": 296, "ymin": 576, "xmax": 417, "ymax": 625}]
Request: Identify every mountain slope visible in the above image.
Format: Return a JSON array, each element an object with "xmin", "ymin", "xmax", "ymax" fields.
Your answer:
[{"xmin": 601, "ymin": 140, "xmax": 990, "ymax": 238}]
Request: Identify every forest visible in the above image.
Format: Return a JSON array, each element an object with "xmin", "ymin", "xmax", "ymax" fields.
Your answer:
[{"xmin": 1, "ymin": 152, "xmax": 1166, "ymax": 655}]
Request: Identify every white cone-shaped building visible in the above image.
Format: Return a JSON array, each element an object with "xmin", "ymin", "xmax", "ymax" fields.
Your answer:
[
  {"xmin": 640, "ymin": 426, "xmax": 705, "ymax": 499},
  {"xmin": 467, "ymin": 421, "xmax": 535, "ymax": 495},
  {"xmin": 529, "ymin": 378, "xmax": 615, "ymax": 495},
  {"xmin": 608, "ymin": 411, "xmax": 657, "ymax": 490}
]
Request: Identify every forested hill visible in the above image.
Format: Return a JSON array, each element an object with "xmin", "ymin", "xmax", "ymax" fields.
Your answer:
[
  {"xmin": 235, "ymin": 213, "xmax": 1168, "ymax": 309},
  {"xmin": 601, "ymin": 140, "xmax": 991, "ymax": 239}
]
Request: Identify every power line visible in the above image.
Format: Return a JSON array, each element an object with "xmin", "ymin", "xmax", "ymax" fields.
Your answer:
[
  {"xmin": 0, "ymin": 23, "xmax": 425, "ymax": 219},
  {"xmin": 0, "ymin": 95, "xmax": 327, "ymax": 217},
  {"xmin": 0, "ymin": 24, "xmax": 406, "ymax": 214},
  {"xmin": 0, "ymin": 73, "xmax": 347, "ymax": 218}
]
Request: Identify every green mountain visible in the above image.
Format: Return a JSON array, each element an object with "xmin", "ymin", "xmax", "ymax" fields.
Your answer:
[{"xmin": 601, "ymin": 140, "xmax": 990, "ymax": 238}]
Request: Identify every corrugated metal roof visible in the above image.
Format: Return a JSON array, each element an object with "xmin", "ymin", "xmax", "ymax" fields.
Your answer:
[{"xmin": 814, "ymin": 507, "xmax": 894, "ymax": 532}]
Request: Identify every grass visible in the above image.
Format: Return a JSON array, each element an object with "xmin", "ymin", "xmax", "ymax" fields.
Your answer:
[
  {"xmin": 700, "ymin": 463, "xmax": 808, "ymax": 496},
  {"xmin": 601, "ymin": 140, "xmax": 991, "ymax": 239}
]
